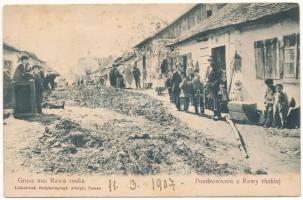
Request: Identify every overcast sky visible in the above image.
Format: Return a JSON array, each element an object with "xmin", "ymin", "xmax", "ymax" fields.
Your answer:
[{"xmin": 3, "ymin": 4, "xmax": 192, "ymax": 78}]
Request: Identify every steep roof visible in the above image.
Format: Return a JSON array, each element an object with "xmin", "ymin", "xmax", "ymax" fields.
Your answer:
[
  {"xmin": 171, "ymin": 3, "xmax": 299, "ymax": 45},
  {"xmin": 3, "ymin": 42, "xmax": 21, "ymax": 52},
  {"xmin": 115, "ymin": 52, "xmax": 136, "ymax": 67},
  {"xmin": 3, "ymin": 42, "xmax": 46, "ymax": 63}
]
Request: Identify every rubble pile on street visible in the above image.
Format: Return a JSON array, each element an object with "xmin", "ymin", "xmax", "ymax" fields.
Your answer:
[
  {"xmin": 21, "ymin": 86, "xmax": 235, "ymax": 175},
  {"xmin": 51, "ymin": 86, "xmax": 177, "ymax": 126},
  {"xmin": 22, "ymin": 118, "xmax": 175, "ymax": 175},
  {"xmin": 45, "ymin": 87, "xmax": 81, "ymax": 106},
  {"xmin": 42, "ymin": 119, "xmax": 104, "ymax": 149}
]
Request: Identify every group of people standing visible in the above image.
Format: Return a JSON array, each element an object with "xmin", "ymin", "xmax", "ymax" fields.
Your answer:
[
  {"xmin": 108, "ymin": 56, "xmax": 298, "ymax": 129},
  {"xmin": 109, "ymin": 64, "xmax": 125, "ymax": 88},
  {"xmin": 13, "ymin": 55, "xmax": 64, "ymax": 115},
  {"xmin": 263, "ymin": 79, "xmax": 291, "ymax": 129},
  {"xmin": 109, "ymin": 61, "xmax": 142, "ymax": 89},
  {"xmin": 163, "ymin": 56, "xmax": 296, "ymax": 128},
  {"xmin": 165, "ymin": 56, "xmax": 228, "ymax": 120},
  {"xmin": 13, "ymin": 55, "xmax": 44, "ymax": 114}
]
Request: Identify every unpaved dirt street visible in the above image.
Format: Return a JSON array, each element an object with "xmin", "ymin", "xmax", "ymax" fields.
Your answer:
[{"xmin": 3, "ymin": 86, "xmax": 300, "ymax": 176}]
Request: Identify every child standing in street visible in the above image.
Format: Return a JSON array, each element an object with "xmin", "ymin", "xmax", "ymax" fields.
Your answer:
[
  {"xmin": 263, "ymin": 79, "xmax": 275, "ymax": 128},
  {"xmin": 155, "ymin": 74, "xmax": 165, "ymax": 95},
  {"xmin": 273, "ymin": 84, "xmax": 288, "ymax": 129},
  {"xmin": 180, "ymin": 75, "xmax": 193, "ymax": 112},
  {"xmin": 218, "ymin": 83, "xmax": 229, "ymax": 113}
]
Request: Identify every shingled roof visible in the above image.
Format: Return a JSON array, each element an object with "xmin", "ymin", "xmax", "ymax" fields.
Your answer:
[
  {"xmin": 134, "ymin": 4, "xmax": 199, "ymax": 48},
  {"xmin": 3, "ymin": 42, "xmax": 46, "ymax": 63},
  {"xmin": 171, "ymin": 3, "xmax": 299, "ymax": 46}
]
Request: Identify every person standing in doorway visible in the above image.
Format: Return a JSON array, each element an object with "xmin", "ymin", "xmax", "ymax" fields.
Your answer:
[
  {"xmin": 133, "ymin": 62, "xmax": 141, "ymax": 89},
  {"xmin": 205, "ymin": 56, "xmax": 223, "ymax": 120}
]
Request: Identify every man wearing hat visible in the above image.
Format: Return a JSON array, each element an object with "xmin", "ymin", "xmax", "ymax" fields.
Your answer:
[
  {"xmin": 205, "ymin": 56, "xmax": 217, "ymax": 85},
  {"xmin": 32, "ymin": 65, "xmax": 44, "ymax": 114},
  {"xmin": 13, "ymin": 55, "xmax": 32, "ymax": 81}
]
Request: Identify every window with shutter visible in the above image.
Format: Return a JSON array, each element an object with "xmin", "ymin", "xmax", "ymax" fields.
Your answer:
[
  {"xmin": 254, "ymin": 38, "xmax": 279, "ymax": 79},
  {"xmin": 296, "ymin": 33, "xmax": 300, "ymax": 79},
  {"xmin": 283, "ymin": 34, "xmax": 297, "ymax": 79},
  {"xmin": 264, "ymin": 38, "xmax": 279, "ymax": 79},
  {"xmin": 254, "ymin": 40, "xmax": 265, "ymax": 79}
]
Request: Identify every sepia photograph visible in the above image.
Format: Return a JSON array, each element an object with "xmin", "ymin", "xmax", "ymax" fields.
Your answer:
[{"xmin": 2, "ymin": 1, "xmax": 301, "ymax": 197}]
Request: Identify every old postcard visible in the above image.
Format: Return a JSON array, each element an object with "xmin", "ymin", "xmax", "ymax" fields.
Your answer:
[{"xmin": 3, "ymin": 2, "xmax": 301, "ymax": 197}]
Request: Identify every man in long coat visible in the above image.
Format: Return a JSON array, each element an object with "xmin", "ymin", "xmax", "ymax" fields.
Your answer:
[
  {"xmin": 132, "ymin": 62, "xmax": 141, "ymax": 89},
  {"xmin": 109, "ymin": 64, "xmax": 118, "ymax": 87},
  {"xmin": 205, "ymin": 56, "xmax": 224, "ymax": 120},
  {"xmin": 171, "ymin": 64, "xmax": 183, "ymax": 110}
]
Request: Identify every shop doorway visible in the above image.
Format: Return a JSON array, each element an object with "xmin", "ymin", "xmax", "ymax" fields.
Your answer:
[
  {"xmin": 160, "ymin": 59, "xmax": 169, "ymax": 74},
  {"xmin": 180, "ymin": 53, "xmax": 191, "ymax": 76},
  {"xmin": 211, "ymin": 45, "xmax": 227, "ymax": 87},
  {"xmin": 211, "ymin": 45, "xmax": 228, "ymax": 112}
]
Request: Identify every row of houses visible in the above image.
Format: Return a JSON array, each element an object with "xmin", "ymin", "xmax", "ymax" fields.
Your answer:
[{"xmin": 115, "ymin": 3, "xmax": 300, "ymax": 109}]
